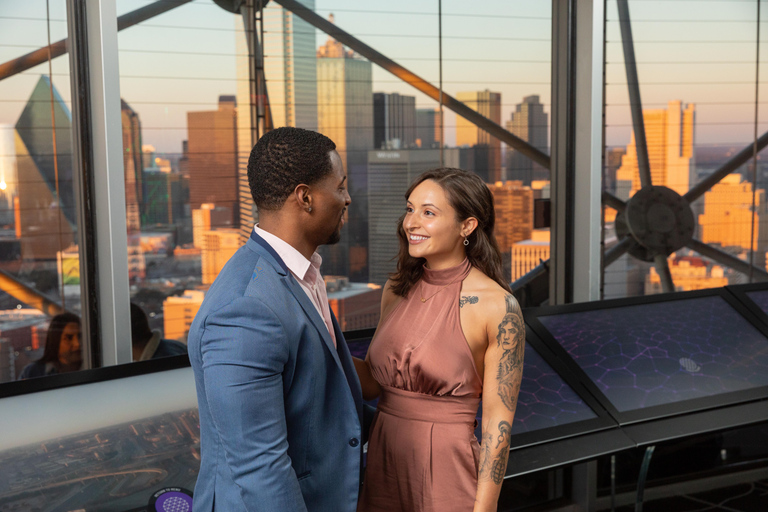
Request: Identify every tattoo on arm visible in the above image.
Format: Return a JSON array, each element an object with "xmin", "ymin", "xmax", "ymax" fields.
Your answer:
[
  {"xmin": 460, "ymin": 295, "xmax": 479, "ymax": 308},
  {"xmin": 496, "ymin": 294, "xmax": 525, "ymax": 412},
  {"xmin": 478, "ymin": 420, "xmax": 512, "ymax": 485}
]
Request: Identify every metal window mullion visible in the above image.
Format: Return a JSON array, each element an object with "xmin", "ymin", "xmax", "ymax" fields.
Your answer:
[
  {"xmin": 572, "ymin": 0, "xmax": 604, "ymax": 302},
  {"xmin": 550, "ymin": 0, "xmax": 575, "ymax": 305},
  {"xmin": 80, "ymin": 0, "xmax": 132, "ymax": 367}
]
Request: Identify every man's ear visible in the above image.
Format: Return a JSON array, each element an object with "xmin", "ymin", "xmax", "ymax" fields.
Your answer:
[{"xmin": 293, "ymin": 183, "xmax": 312, "ymax": 211}]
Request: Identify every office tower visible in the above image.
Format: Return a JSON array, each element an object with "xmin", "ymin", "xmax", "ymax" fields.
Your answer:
[
  {"xmin": 187, "ymin": 96, "xmax": 238, "ymax": 227},
  {"xmin": 263, "ymin": 0, "xmax": 318, "ymax": 130},
  {"xmin": 120, "ymin": 99, "xmax": 145, "ymax": 283},
  {"xmin": 615, "ymin": 100, "xmax": 695, "ymax": 198},
  {"xmin": 456, "ymin": 90, "xmax": 502, "ymax": 183},
  {"xmin": 201, "ymin": 229, "xmax": 240, "ymax": 285},
  {"xmin": 163, "ymin": 290, "xmax": 205, "ymax": 341},
  {"xmin": 14, "ymin": 76, "xmax": 75, "ymax": 260},
  {"xmin": 0, "ymin": 124, "xmax": 17, "ymax": 227},
  {"xmin": 367, "ymin": 148, "xmax": 460, "ymax": 285},
  {"xmin": 416, "ymin": 108, "xmax": 440, "ymax": 149},
  {"xmin": 143, "ymin": 170, "xmax": 185, "ymax": 226},
  {"xmin": 488, "ymin": 180, "xmax": 534, "ymax": 254},
  {"xmin": 317, "ymin": 23, "xmax": 374, "ymax": 280},
  {"xmin": 192, "ymin": 204, "xmax": 233, "ymax": 249},
  {"xmin": 511, "ymin": 229, "xmax": 550, "ymax": 281},
  {"xmin": 373, "ymin": 92, "xmax": 416, "ymax": 149},
  {"xmin": 236, "ymin": 2, "xmax": 319, "ymax": 241},
  {"xmin": 506, "ymin": 95, "xmax": 549, "ymax": 185},
  {"xmin": 121, "ymin": 100, "xmax": 143, "ymax": 232},
  {"xmin": 645, "ymin": 255, "xmax": 727, "ymax": 294},
  {"xmin": 698, "ymin": 174, "xmax": 768, "ymax": 260}
]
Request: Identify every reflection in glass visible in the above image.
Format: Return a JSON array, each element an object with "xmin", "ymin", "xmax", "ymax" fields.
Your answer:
[{"xmin": 0, "ymin": 1, "xmax": 85, "ymax": 382}]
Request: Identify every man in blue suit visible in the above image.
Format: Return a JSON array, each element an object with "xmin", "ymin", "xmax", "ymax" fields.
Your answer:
[{"xmin": 187, "ymin": 127, "xmax": 362, "ymax": 511}]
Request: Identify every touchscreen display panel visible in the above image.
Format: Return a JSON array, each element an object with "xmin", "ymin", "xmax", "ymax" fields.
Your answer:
[
  {"xmin": 348, "ymin": 336, "xmax": 599, "ymax": 434},
  {"xmin": 538, "ymin": 296, "xmax": 768, "ymax": 412}
]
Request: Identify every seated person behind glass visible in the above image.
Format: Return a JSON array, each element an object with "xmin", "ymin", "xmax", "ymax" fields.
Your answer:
[
  {"xmin": 19, "ymin": 312, "xmax": 82, "ymax": 379},
  {"xmin": 131, "ymin": 302, "xmax": 187, "ymax": 361}
]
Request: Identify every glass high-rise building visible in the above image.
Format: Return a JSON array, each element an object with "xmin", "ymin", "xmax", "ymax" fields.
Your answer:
[
  {"xmin": 317, "ymin": 32, "xmax": 373, "ymax": 281},
  {"xmin": 506, "ymin": 95, "xmax": 549, "ymax": 185}
]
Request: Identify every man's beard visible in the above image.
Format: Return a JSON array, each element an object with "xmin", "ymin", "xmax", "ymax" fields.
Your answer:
[{"xmin": 324, "ymin": 225, "xmax": 342, "ymax": 245}]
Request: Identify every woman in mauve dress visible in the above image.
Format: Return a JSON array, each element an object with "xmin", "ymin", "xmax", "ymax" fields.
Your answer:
[{"xmin": 353, "ymin": 168, "xmax": 525, "ymax": 512}]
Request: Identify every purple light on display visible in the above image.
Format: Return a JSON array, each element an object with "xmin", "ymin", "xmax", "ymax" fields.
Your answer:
[
  {"xmin": 746, "ymin": 290, "xmax": 768, "ymax": 316},
  {"xmin": 511, "ymin": 342, "xmax": 597, "ymax": 434},
  {"xmin": 539, "ymin": 296, "xmax": 768, "ymax": 412},
  {"xmin": 346, "ymin": 338, "xmax": 597, "ymax": 434}
]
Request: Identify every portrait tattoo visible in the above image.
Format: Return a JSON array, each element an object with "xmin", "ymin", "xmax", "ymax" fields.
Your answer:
[
  {"xmin": 459, "ymin": 296, "xmax": 479, "ymax": 308},
  {"xmin": 496, "ymin": 294, "xmax": 525, "ymax": 412}
]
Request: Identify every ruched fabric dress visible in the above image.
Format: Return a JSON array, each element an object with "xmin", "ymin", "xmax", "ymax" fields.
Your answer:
[{"xmin": 358, "ymin": 258, "xmax": 482, "ymax": 512}]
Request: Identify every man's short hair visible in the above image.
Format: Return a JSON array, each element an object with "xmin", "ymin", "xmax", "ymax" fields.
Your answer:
[{"xmin": 248, "ymin": 127, "xmax": 337, "ymax": 210}]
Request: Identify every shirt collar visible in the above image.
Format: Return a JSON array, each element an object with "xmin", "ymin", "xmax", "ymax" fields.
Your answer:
[{"xmin": 253, "ymin": 225, "xmax": 321, "ymax": 281}]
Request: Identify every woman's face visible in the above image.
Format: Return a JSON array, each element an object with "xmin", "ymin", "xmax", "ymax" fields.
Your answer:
[
  {"xmin": 58, "ymin": 322, "xmax": 82, "ymax": 370},
  {"xmin": 403, "ymin": 180, "xmax": 465, "ymax": 264}
]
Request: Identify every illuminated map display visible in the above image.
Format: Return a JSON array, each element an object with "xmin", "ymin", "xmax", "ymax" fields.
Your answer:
[{"xmin": 537, "ymin": 296, "xmax": 768, "ymax": 413}]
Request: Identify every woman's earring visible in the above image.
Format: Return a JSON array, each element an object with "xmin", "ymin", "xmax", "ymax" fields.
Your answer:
[
  {"xmin": 463, "ymin": 237, "xmax": 469, "ymax": 246},
  {"xmin": 307, "ymin": 207, "xmax": 312, "ymax": 213}
]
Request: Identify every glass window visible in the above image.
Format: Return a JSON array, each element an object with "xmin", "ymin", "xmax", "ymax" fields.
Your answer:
[
  {"xmin": 0, "ymin": 0, "xmax": 86, "ymax": 382},
  {"xmin": 603, "ymin": 0, "xmax": 764, "ymax": 298},
  {"xmin": 114, "ymin": 0, "xmax": 552, "ymax": 345}
]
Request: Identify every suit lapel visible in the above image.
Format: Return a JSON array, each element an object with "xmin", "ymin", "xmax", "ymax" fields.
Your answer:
[{"xmin": 249, "ymin": 231, "xmax": 343, "ymax": 370}]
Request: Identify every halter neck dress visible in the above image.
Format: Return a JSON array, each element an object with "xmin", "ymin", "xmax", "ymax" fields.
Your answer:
[{"xmin": 358, "ymin": 258, "xmax": 483, "ymax": 512}]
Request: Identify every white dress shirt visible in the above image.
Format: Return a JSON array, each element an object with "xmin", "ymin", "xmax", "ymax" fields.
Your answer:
[{"xmin": 254, "ymin": 225, "xmax": 337, "ymax": 347}]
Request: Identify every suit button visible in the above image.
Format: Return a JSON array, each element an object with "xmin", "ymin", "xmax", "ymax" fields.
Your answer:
[{"xmin": 349, "ymin": 437, "xmax": 359, "ymax": 447}]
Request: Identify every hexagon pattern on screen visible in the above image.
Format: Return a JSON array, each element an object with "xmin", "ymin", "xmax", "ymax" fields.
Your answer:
[
  {"xmin": 539, "ymin": 296, "xmax": 768, "ymax": 412},
  {"xmin": 346, "ymin": 337, "xmax": 598, "ymax": 435}
]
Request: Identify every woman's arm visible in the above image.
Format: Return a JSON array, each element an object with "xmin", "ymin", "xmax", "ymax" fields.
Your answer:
[
  {"xmin": 353, "ymin": 356, "xmax": 381, "ymax": 400},
  {"xmin": 473, "ymin": 293, "xmax": 525, "ymax": 512},
  {"xmin": 351, "ymin": 280, "xmax": 399, "ymax": 401}
]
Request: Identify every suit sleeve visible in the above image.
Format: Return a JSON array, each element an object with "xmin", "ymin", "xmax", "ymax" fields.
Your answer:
[{"xmin": 199, "ymin": 296, "xmax": 307, "ymax": 512}]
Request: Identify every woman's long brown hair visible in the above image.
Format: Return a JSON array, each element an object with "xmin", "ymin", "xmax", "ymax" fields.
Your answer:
[{"xmin": 389, "ymin": 168, "xmax": 512, "ymax": 297}]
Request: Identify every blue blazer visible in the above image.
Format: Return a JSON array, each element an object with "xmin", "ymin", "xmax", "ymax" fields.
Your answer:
[{"xmin": 187, "ymin": 231, "xmax": 364, "ymax": 512}]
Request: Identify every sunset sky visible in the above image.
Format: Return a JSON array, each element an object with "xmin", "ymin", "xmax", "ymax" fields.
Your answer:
[{"xmin": 1, "ymin": 0, "xmax": 767, "ymax": 155}]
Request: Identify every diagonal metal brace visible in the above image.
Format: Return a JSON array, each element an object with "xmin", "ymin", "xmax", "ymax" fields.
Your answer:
[
  {"xmin": 684, "ymin": 130, "xmax": 768, "ymax": 204},
  {"xmin": 687, "ymin": 239, "xmax": 768, "ymax": 281},
  {"xmin": 0, "ymin": 0, "xmax": 194, "ymax": 82},
  {"xmin": 272, "ymin": 0, "xmax": 550, "ymax": 170}
]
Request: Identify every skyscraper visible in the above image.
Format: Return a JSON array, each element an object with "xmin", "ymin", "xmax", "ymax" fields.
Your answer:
[
  {"xmin": 456, "ymin": 90, "xmax": 502, "ymax": 183},
  {"xmin": 505, "ymin": 95, "xmax": 548, "ymax": 185},
  {"xmin": 121, "ymin": 100, "xmax": 143, "ymax": 233},
  {"xmin": 488, "ymin": 180, "xmax": 534, "ymax": 254},
  {"xmin": 698, "ymin": 174, "xmax": 768, "ymax": 261},
  {"xmin": 236, "ymin": 2, "xmax": 319, "ymax": 241},
  {"xmin": 187, "ymin": 96, "xmax": 238, "ymax": 228},
  {"xmin": 367, "ymin": 148, "xmax": 460, "ymax": 285},
  {"xmin": 201, "ymin": 229, "xmax": 240, "ymax": 285},
  {"xmin": 416, "ymin": 108, "xmax": 440, "ymax": 149},
  {"xmin": 262, "ymin": 0, "xmax": 318, "ymax": 130},
  {"xmin": 317, "ymin": 23, "xmax": 374, "ymax": 280},
  {"xmin": 14, "ymin": 76, "xmax": 75, "ymax": 260},
  {"xmin": 0, "ymin": 124, "xmax": 18, "ymax": 227},
  {"xmin": 373, "ymin": 92, "xmax": 416, "ymax": 149},
  {"xmin": 615, "ymin": 100, "xmax": 695, "ymax": 198}
]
